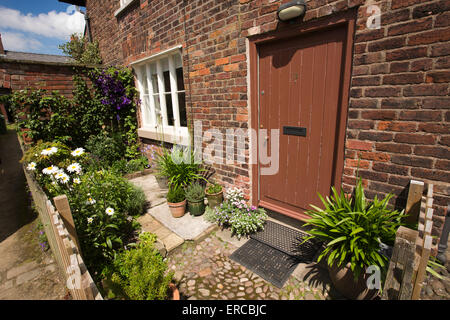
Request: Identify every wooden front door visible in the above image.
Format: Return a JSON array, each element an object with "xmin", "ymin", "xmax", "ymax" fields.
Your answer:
[{"xmin": 254, "ymin": 19, "xmax": 354, "ymax": 221}]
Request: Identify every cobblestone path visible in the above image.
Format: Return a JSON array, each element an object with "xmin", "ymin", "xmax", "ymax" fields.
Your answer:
[{"xmin": 167, "ymin": 231, "xmax": 345, "ymax": 300}]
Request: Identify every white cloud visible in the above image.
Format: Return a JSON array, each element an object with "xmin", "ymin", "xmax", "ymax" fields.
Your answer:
[
  {"xmin": 1, "ymin": 31, "xmax": 43, "ymax": 51},
  {"xmin": 0, "ymin": 6, "xmax": 85, "ymax": 41}
]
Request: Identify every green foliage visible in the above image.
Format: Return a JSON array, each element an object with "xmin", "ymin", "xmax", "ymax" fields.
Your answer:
[
  {"xmin": 166, "ymin": 185, "xmax": 186, "ymax": 203},
  {"xmin": 85, "ymin": 132, "xmax": 126, "ymax": 166},
  {"xmin": 303, "ymin": 179, "xmax": 407, "ymax": 282},
  {"xmin": 58, "ymin": 33, "xmax": 102, "ymax": 65},
  {"xmin": 206, "ymin": 183, "xmax": 222, "ymax": 195},
  {"xmin": 110, "ymin": 156, "xmax": 150, "ymax": 175},
  {"xmin": 155, "ymin": 146, "xmax": 204, "ymax": 189},
  {"xmin": 206, "ymin": 187, "xmax": 267, "ymax": 239},
  {"xmin": 23, "ymin": 142, "xmax": 145, "ymax": 278},
  {"xmin": 103, "ymin": 232, "xmax": 173, "ymax": 300},
  {"xmin": 185, "ymin": 182, "xmax": 205, "ymax": 202},
  {"xmin": 9, "ymin": 89, "xmax": 75, "ymax": 144}
]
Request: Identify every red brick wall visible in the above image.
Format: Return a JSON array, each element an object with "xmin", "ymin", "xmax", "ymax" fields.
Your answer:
[
  {"xmin": 0, "ymin": 61, "xmax": 80, "ymax": 98},
  {"xmin": 86, "ymin": 0, "xmax": 450, "ymax": 242}
]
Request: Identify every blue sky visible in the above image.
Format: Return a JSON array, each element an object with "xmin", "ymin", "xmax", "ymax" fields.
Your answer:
[{"xmin": 0, "ymin": 0, "xmax": 85, "ymax": 55}]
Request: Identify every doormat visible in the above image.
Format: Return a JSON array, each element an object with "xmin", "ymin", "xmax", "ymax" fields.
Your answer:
[
  {"xmin": 230, "ymin": 221, "xmax": 322, "ymax": 288},
  {"xmin": 250, "ymin": 220, "xmax": 321, "ymax": 262},
  {"xmin": 230, "ymin": 238, "xmax": 300, "ymax": 288}
]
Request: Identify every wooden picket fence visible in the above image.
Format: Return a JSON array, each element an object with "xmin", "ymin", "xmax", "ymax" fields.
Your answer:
[
  {"xmin": 382, "ymin": 180, "xmax": 435, "ymax": 300},
  {"xmin": 24, "ymin": 168, "xmax": 102, "ymax": 300}
]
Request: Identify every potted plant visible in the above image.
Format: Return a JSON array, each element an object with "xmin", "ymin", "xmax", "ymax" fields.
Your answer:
[
  {"xmin": 167, "ymin": 185, "xmax": 186, "ymax": 218},
  {"xmin": 185, "ymin": 182, "xmax": 206, "ymax": 216},
  {"xmin": 205, "ymin": 183, "xmax": 223, "ymax": 208},
  {"xmin": 303, "ymin": 179, "xmax": 406, "ymax": 300},
  {"xmin": 155, "ymin": 147, "xmax": 204, "ymax": 190}
]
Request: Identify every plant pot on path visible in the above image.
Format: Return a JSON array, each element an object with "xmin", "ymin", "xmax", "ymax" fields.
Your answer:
[
  {"xmin": 188, "ymin": 199, "xmax": 206, "ymax": 216},
  {"xmin": 168, "ymin": 199, "xmax": 186, "ymax": 218},
  {"xmin": 328, "ymin": 262, "xmax": 378, "ymax": 300}
]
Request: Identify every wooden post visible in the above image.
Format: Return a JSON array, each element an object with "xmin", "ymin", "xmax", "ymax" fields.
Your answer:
[
  {"xmin": 411, "ymin": 235, "xmax": 432, "ymax": 300},
  {"xmin": 53, "ymin": 195, "xmax": 82, "ymax": 255},
  {"xmin": 405, "ymin": 180, "xmax": 424, "ymax": 225},
  {"xmin": 382, "ymin": 226, "xmax": 418, "ymax": 300}
]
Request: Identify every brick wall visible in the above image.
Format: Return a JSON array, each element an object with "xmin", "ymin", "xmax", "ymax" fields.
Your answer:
[
  {"xmin": 86, "ymin": 0, "xmax": 449, "ymax": 242},
  {"xmin": 0, "ymin": 61, "xmax": 80, "ymax": 98}
]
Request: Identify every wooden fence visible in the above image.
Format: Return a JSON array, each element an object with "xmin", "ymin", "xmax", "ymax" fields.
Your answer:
[
  {"xmin": 382, "ymin": 181, "xmax": 435, "ymax": 300},
  {"xmin": 24, "ymin": 168, "xmax": 102, "ymax": 300}
]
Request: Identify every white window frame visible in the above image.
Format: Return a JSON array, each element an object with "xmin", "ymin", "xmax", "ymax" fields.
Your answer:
[
  {"xmin": 131, "ymin": 46, "xmax": 189, "ymax": 146},
  {"xmin": 115, "ymin": 0, "xmax": 138, "ymax": 17}
]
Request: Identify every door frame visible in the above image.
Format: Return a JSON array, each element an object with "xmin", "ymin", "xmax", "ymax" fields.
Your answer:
[{"xmin": 249, "ymin": 9, "xmax": 357, "ymax": 221}]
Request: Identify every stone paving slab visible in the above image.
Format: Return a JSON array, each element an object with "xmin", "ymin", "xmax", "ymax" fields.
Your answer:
[
  {"xmin": 128, "ymin": 175, "xmax": 167, "ymax": 209},
  {"xmin": 149, "ymin": 203, "xmax": 214, "ymax": 240}
]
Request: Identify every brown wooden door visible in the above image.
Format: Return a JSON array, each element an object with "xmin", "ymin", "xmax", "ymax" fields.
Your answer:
[{"xmin": 257, "ymin": 25, "xmax": 348, "ymax": 221}]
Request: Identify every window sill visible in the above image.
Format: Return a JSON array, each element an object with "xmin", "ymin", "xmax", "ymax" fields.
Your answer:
[
  {"xmin": 138, "ymin": 127, "xmax": 190, "ymax": 146},
  {"xmin": 114, "ymin": 0, "xmax": 138, "ymax": 17}
]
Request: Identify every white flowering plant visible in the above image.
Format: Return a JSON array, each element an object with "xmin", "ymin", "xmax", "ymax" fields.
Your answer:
[
  {"xmin": 206, "ymin": 187, "xmax": 267, "ymax": 239},
  {"xmin": 22, "ymin": 141, "xmax": 89, "ymax": 196}
]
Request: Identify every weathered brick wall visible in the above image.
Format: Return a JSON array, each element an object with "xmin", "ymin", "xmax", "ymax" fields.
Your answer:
[
  {"xmin": 86, "ymin": 0, "xmax": 449, "ymax": 241},
  {"xmin": 0, "ymin": 61, "xmax": 79, "ymax": 98}
]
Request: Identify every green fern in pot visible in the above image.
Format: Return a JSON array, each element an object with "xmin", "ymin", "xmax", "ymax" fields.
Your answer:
[{"xmin": 303, "ymin": 179, "xmax": 406, "ymax": 299}]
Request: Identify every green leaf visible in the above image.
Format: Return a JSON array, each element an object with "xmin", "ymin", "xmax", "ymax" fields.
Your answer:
[
  {"xmin": 350, "ymin": 227, "xmax": 364, "ymax": 236},
  {"xmin": 327, "ymin": 236, "xmax": 347, "ymax": 247}
]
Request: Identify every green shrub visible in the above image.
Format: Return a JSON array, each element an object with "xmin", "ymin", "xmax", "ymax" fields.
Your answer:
[
  {"xmin": 110, "ymin": 156, "xmax": 149, "ymax": 175},
  {"xmin": 85, "ymin": 132, "xmax": 126, "ymax": 166},
  {"xmin": 9, "ymin": 90, "xmax": 75, "ymax": 144},
  {"xmin": 166, "ymin": 185, "xmax": 185, "ymax": 203},
  {"xmin": 103, "ymin": 232, "xmax": 173, "ymax": 300},
  {"xmin": 303, "ymin": 179, "xmax": 407, "ymax": 281},
  {"xmin": 185, "ymin": 182, "xmax": 205, "ymax": 202}
]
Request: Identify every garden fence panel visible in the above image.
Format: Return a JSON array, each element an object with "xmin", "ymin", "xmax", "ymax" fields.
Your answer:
[
  {"xmin": 382, "ymin": 182, "xmax": 435, "ymax": 300},
  {"xmin": 23, "ymin": 166, "xmax": 103, "ymax": 300}
]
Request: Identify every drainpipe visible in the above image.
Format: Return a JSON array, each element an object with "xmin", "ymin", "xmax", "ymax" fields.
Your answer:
[
  {"xmin": 0, "ymin": 33, "xmax": 5, "ymax": 55},
  {"xmin": 437, "ymin": 205, "xmax": 450, "ymax": 264}
]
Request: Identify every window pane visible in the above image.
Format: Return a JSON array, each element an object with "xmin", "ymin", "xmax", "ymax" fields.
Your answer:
[
  {"xmin": 153, "ymin": 95, "xmax": 162, "ymax": 125},
  {"xmin": 178, "ymin": 92, "xmax": 187, "ymax": 127},
  {"xmin": 163, "ymin": 71, "xmax": 171, "ymax": 93},
  {"xmin": 143, "ymin": 95, "xmax": 151, "ymax": 125},
  {"xmin": 151, "ymin": 74, "xmax": 158, "ymax": 94},
  {"xmin": 141, "ymin": 71, "xmax": 148, "ymax": 94},
  {"xmin": 165, "ymin": 93, "xmax": 174, "ymax": 126},
  {"xmin": 176, "ymin": 68, "xmax": 185, "ymax": 91}
]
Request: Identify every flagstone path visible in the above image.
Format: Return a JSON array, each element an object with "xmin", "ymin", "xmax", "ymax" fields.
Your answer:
[{"xmin": 0, "ymin": 129, "xmax": 69, "ymax": 300}]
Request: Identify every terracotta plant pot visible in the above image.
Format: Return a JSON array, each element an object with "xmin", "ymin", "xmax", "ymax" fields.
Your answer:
[
  {"xmin": 187, "ymin": 199, "xmax": 206, "ymax": 216},
  {"xmin": 168, "ymin": 199, "xmax": 186, "ymax": 218},
  {"xmin": 328, "ymin": 262, "xmax": 379, "ymax": 300},
  {"xmin": 206, "ymin": 190, "xmax": 223, "ymax": 208},
  {"xmin": 169, "ymin": 283, "xmax": 180, "ymax": 300}
]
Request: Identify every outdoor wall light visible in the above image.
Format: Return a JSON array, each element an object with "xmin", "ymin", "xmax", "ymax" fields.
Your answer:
[{"xmin": 277, "ymin": 0, "xmax": 307, "ymax": 22}]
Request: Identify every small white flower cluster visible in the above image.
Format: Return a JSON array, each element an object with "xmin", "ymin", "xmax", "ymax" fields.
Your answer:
[
  {"xmin": 225, "ymin": 187, "xmax": 244, "ymax": 203},
  {"xmin": 27, "ymin": 162, "xmax": 37, "ymax": 171}
]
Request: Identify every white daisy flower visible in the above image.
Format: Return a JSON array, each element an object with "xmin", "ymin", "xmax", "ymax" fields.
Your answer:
[
  {"xmin": 60, "ymin": 175, "xmax": 70, "ymax": 184},
  {"xmin": 41, "ymin": 147, "xmax": 58, "ymax": 156},
  {"xmin": 67, "ymin": 163, "xmax": 81, "ymax": 173},
  {"xmin": 54, "ymin": 171, "xmax": 65, "ymax": 180},
  {"xmin": 71, "ymin": 148, "xmax": 85, "ymax": 157},
  {"xmin": 42, "ymin": 165, "xmax": 58, "ymax": 175},
  {"xmin": 86, "ymin": 197, "xmax": 96, "ymax": 205},
  {"xmin": 73, "ymin": 178, "xmax": 81, "ymax": 184},
  {"xmin": 27, "ymin": 162, "xmax": 37, "ymax": 171},
  {"xmin": 105, "ymin": 207, "xmax": 115, "ymax": 216},
  {"xmin": 87, "ymin": 217, "xmax": 93, "ymax": 224}
]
